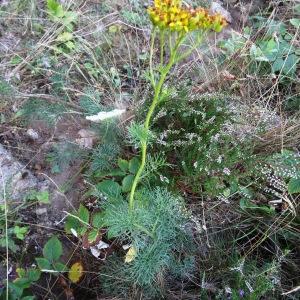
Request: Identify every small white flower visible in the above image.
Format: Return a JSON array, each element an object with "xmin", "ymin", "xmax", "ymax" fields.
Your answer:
[
  {"xmin": 223, "ymin": 168, "xmax": 231, "ymax": 175},
  {"xmin": 193, "ymin": 161, "xmax": 198, "ymax": 168},
  {"xmin": 86, "ymin": 108, "xmax": 126, "ymax": 123}
]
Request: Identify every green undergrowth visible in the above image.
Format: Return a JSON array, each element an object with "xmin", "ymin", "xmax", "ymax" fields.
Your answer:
[{"xmin": 0, "ymin": 0, "xmax": 299, "ymax": 299}]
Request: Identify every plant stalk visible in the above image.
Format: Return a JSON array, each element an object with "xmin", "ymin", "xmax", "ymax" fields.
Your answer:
[{"xmin": 129, "ymin": 33, "xmax": 184, "ymax": 210}]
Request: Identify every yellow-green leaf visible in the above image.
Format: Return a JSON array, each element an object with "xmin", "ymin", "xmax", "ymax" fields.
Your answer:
[
  {"xmin": 124, "ymin": 246, "xmax": 137, "ymax": 263},
  {"xmin": 68, "ymin": 262, "xmax": 84, "ymax": 283}
]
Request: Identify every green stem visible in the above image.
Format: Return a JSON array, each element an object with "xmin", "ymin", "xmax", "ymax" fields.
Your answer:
[
  {"xmin": 160, "ymin": 30, "xmax": 165, "ymax": 67},
  {"xmin": 149, "ymin": 29, "xmax": 156, "ymax": 88},
  {"xmin": 129, "ymin": 34, "xmax": 184, "ymax": 210}
]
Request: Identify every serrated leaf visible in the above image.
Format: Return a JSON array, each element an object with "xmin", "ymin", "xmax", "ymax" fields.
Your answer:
[
  {"xmin": 36, "ymin": 258, "xmax": 51, "ymax": 270},
  {"xmin": 118, "ymin": 158, "xmax": 129, "ymax": 172},
  {"xmin": 88, "ymin": 229, "xmax": 99, "ymax": 243},
  {"xmin": 65, "ymin": 215, "xmax": 81, "ymax": 234},
  {"xmin": 288, "ymin": 178, "xmax": 300, "ymax": 194},
  {"xmin": 129, "ymin": 157, "xmax": 140, "ymax": 174},
  {"xmin": 122, "ymin": 174, "xmax": 134, "ymax": 192},
  {"xmin": 27, "ymin": 269, "xmax": 41, "ymax": 282},
  {"xmin": 14, "ymin": 226, "xmax": 28, "ymax": 240},
  {"xmin": 68, "ymin": 262, "xmax": 84, "ymax": 283},
  {"xmin": 78, "ymin": 204, "xmax": 89, "ymax": 224},
  {"xmin": 96, "ymin": 180, "xmax": 122, "ymax": 199},
  {"xmin": 47, "ymin": 0, "xmax": 59, "ymax": 12},
  {"xmin": 43, "ymin": 236, "xmax": 63, "ymax": 262},
  {"xmin": 47, "ymin": 0, "xmax": 64, "ymax": 18},
  {"xmin": 92, "ymin": 212, "xmax": 104, "ymax": 229},
  {"xmin": 53, "ymin": 262, "xmax": 67, "ymax": 273}
]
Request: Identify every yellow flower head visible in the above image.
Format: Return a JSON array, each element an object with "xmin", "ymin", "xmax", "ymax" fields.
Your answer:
[{"xmin": 148, "ymin": 0, "xmax": 227, "ymax": 33}]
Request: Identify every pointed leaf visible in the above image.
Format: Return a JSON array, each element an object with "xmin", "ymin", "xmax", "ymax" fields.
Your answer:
[
  {"xmin": 129, "ymin": 157, "xmax": 141, "ymax": 174},
  {"xmin": 92, "ymin": 212, "xmax": 104, "ymax": 229},
  {"xmin": 122, "ymin": 175, "xmax": 134, "ymax": 192},
  {"xmin": 43, "ymin": 236, "xmax": 63, "ymax": 262},
  {"xmin": 288, "ymin": 178, "xmax": 300, "ymax": 194},
  {"xmin": 118, "ymin": 158, "xmax": 129, "ymax": 172},
  {"xmin": 36, "ymin": 258, "xmax": 51, "ymax": 270},
  {"xmin": 78, "ymin": 204, "xmax": 89, "ymax": 224}
]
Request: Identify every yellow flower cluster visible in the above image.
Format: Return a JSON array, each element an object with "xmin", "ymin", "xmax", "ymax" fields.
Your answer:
[{"xmin": 148, "ymin": 0, "xmax": 227, "ymax": 33}]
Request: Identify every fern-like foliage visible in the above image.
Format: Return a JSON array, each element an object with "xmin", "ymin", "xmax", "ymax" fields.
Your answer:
[
  {"xmin": 46, "ymin": 142, "xmax": 84, "ymax": 173},
  {"xmin": 79, "ymin": 88, "xmax": 105, "ymax": 115},
  {"xmin": 19, "ymin": 98, "xmax": 66, "ymax": 125},
  {"xmin": 102, "ymin": 187, "xmax": 194, "ymax": 288},
  {"xmin": 91, "ymin": 142, "xmax": 120, "ymax": 173}
]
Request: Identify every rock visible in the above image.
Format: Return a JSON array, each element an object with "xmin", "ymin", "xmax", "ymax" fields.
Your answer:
[
  {"xmin": 36, "ymin": 207, "xmax": 48, "ymax": 215},
  {"xmin": 26, "ymin": 128, "xmax": 39, "ymax": 141},
  {"xmin": 75, "ymin": 129, "xmax": 98, "ymax": 149},
  {"xmin": 211, "ymin": 1, "xmax": 232, "ymax": 23},
  {"xmin": 0, "ymin": 145, "xmax": 48, "ymax": 203}
]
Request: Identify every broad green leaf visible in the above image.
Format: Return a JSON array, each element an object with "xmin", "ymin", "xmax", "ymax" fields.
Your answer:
[
  {"xmin": 36, "ymin": 257, "xmax": 51, "ymax": 270},
  {"xmin": 64, "ymin": 215, "xmax": 81, "ymax": 234},
  {"xmin": 288, "ymin": 178, "xmax": 300, "ymax": 194},
  {"xmin": 272, "ymin": 57, "xmax": 284, "ymax": 73},
  {"xmin": 27, "ymin": 269, "xmax": 41, "ymax": 281},
  {"xmin": 10, "ymin": 56, "xmax": 22, "ymax": 65},
  {"xmin": 78, "ymin": 204, "xmax": 89, "ymax": 224},
  {"xmin": 258, "ymin": 38, "xmax": 278, "ymax": 61},
  {"xmin": 8, "ymin": 282, "xmax": 25, "ymax": 298},
  {"xmin": 250, "ymin": 44, "xmax": 268, "ymax": 62},
  {"xmin": 122, "ymin": 175, "xmax": 134, "ymax": 192},
  {"xmin": 14, "ymin": 226, "xmax": 28, "ymax": 240},
  {"xmin": 96, "ymin": 180, "xmax": 122, "ymax": 199},
  {"xmin": 56, "ymin": 32, "xmax": 73, "ymax": 43},
  {"xmin": 290, "ymin": 18, "xmax": 300, "ymax": 28},
  {"xmin": 53, "ymin": 262, "xmax": 67, "ymax": 273},
  {"xmin": 88, "ymin": 229, "xmax": 99, "ymax": 243},
  {"xmin": 118, "ymin": 158, "xmax": 129, "ymax": 172},
  {"xmin": 282, "ymin": 54, "xmax": 299, "ymax": 75},
  {"xmin": 36, "ymin": 191, "xmax": 50, "ymax": 204},
  {"xmin": 92, "ymin": 212, "xmax": 104, "ymax": 229},
  {"xmin": 47, "ymin": 0, "xmax": 59, "ymax": 12},
  {"xmin": 43, "ymin": 236, "xmax": 63, "ymax": 262},
  {"xmin": 129, "ymin": 157, "xmax": 141, "ymax": 174},
  {"xmin": 47, "ymin": 0, "xmax": 64, "ymax": 18}
]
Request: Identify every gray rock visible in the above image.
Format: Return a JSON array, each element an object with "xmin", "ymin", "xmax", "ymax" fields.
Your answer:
[
  {"xmin": 211, "ymin": 1, "xmax": 232, "ymax": 23},
  {"xmin": 0, "ymin": 145, "xmax": 47, "ymax": 203},
  {"xmin": 26, "ymin": 128, "xmax": 39, "ymax": 141}
]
